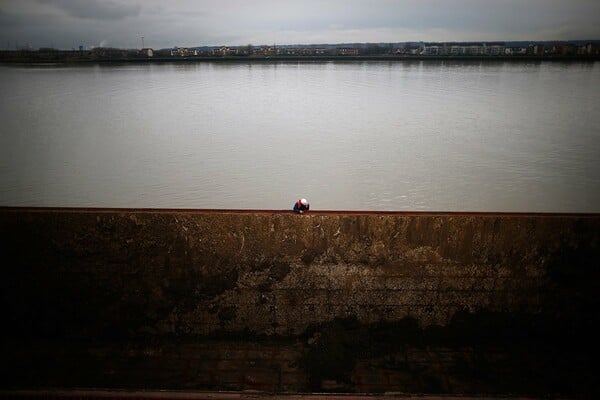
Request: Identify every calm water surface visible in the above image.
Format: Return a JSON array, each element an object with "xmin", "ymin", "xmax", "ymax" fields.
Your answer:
[{"xmin": 0, "ymin": 61, "xmax": 599, "ymax": 211}]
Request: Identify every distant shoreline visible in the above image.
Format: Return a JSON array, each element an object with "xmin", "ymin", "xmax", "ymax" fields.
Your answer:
[{"xmin": 1, "ymin": 54, "xmax": 599, "ymax": 65}]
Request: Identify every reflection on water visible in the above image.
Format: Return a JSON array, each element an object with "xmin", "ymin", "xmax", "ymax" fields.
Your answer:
[{"xmin": 0, "ymin": 61, "xmax": 599, "ymax": 211}]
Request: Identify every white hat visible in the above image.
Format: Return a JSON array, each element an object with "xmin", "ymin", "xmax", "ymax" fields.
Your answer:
[{"xmin": 300, "ymin": 198, "xmax": 308, "ymax": 206}]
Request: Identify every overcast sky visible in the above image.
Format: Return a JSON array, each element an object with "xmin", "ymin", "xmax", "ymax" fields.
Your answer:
[{"xmin": 1, "ymin": 0, "xmax": 599, "ymax": 50}]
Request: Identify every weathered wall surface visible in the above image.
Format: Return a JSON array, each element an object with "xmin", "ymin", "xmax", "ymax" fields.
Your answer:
[{"xmin": 1, "ymin": 209, "xmax": 598, "ymax": 395}]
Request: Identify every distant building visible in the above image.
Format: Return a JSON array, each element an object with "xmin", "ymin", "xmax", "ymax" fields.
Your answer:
[
  {"xmin": 337, "ymin": 47, "xmax": 359, "ymax": 56},
  {"xmin": 171, "ymin": 47, "xmax": 195, "ymax": 56},
  {"xmin": 586, "ymin": 43, "xmax": 600, "ymax": 55},
  {"xmin": 423, "ymin": 45, "xmax": 440, "ymax": 55},
  {"xmin": 217, "ymin": 46, "xmax": 241, "ymax": 56},
  {"xmin": 140, "ymin": 48, "xmax": 153, "ymax": 57},
  {"xmin": 505, "ymin": 46, "xmax": 527, "ymax": 55},
  {"xmin": 583, "ymin": 44, "xmax": 594, "ymax": 55},
  {"xmin": 532, "ymin": 45, "xmax": 544, "ymax": 56},
  {"xmin": 577, "ymin": 45, "xmax": 588, "ymax": 55},
  {"xmin": 488, "ymin": 44, "xmax": 505, "ymax": 55},
  {"xmin": 398, "ymin": 44, "xmax": 421, "ymax": 55},
  {"xmin": 253, "ymin": 46, "xmax": 275, "ymax": 56},
  {"xmin": 421, "ymin": 42, "xmax": 507, "ymax": 56},
  {"xmin": 466, "ymin": 45, "xmax": 482, "ymax": 55}
]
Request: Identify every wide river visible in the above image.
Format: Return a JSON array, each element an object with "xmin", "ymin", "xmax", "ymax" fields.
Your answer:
[{"xmin": 0, "ymin": 61, "xmax": 599, "ymax": 211}]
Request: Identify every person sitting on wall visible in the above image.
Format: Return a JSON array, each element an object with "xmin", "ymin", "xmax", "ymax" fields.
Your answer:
[{"xmin": 293, "ymin": 198, "xmax": 310, "ymax": 214}]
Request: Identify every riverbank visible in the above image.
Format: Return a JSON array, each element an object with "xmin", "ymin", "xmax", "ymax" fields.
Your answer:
[{"xmin": 2, "ymin": 54, "xmax": 599, "ymax": 64}]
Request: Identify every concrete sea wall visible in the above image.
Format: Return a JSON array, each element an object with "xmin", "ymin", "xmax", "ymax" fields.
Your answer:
[{"xmin": 1, "ymin": 208, "xmax": 598, "ymax": 395}]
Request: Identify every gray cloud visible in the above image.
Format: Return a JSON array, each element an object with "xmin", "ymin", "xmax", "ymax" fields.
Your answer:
[
  {"xmin": 0, "ymin": 0, "xmax": 598, "ymax": 50},
  {"xmin": 37, "ymin": 0, "xmax": 141, "ymax": 20}
]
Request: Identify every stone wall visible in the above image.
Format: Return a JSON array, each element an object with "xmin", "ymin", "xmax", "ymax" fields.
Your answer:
[{"xmin": 1, "ymin": 209, "xmax": 598, "ymax": 395}]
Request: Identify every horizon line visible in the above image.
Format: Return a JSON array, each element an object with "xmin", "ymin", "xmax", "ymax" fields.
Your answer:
[{"xmin": 7, "ymin": 38, "xmax": 600, "ymax": 51}]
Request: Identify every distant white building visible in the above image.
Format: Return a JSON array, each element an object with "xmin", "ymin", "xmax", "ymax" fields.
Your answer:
[
  {"xmin": 140, "ymin": 48, "xmax": 153, "ymax": 57},
  {"xmin": 505, "ymin": 47, "xmax": 527, "ymax": 55},
  {"xmin": 171, "ymin": 47, "xmax": 193, "ymax": 56}
]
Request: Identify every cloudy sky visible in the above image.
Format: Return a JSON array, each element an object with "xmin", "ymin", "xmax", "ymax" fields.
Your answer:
[{"xmin": 1, "ymin": 0, "xmax": 599, "ymax": 50}]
